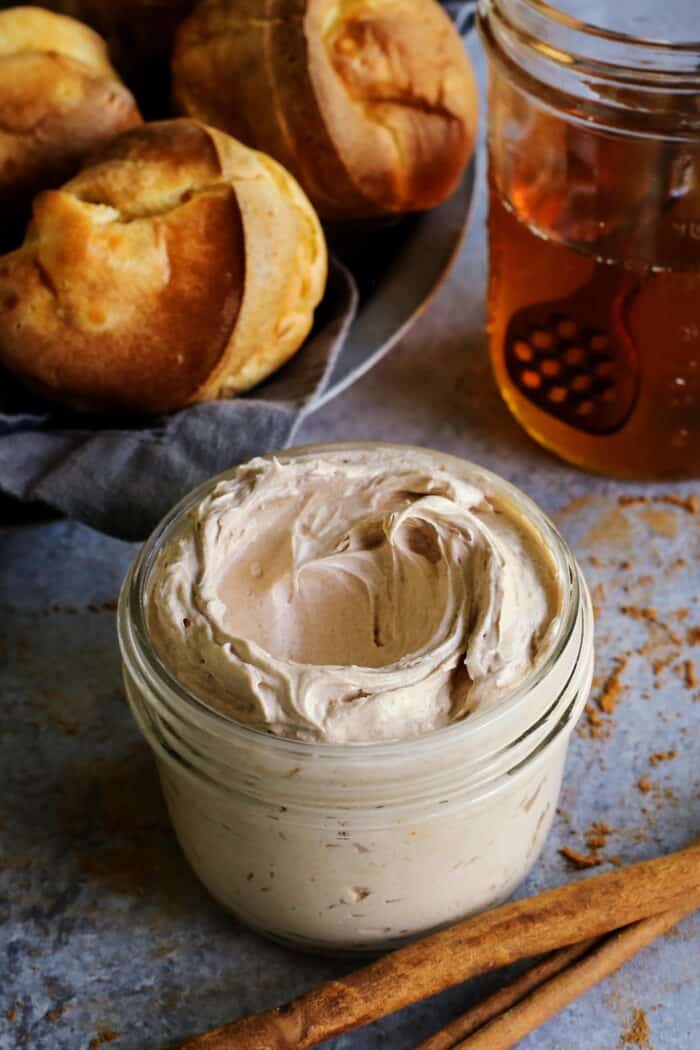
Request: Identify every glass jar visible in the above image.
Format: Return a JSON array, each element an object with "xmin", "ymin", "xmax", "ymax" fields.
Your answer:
[
  {"xmin": 479, "ymin": 0, "xmax": 700, "ymax": 478},
  {"xmin": 118, "ymin": 443, "xmax": 594, "ymax": 955}
]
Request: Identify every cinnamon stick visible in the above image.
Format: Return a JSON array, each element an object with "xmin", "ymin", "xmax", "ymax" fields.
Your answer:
[
  {"xmin": 440, "ymin": 897, "xmax": 700, "ymax": 1050},
  {"xmin": 172, "ymin": 841, "xmax": 700, "ymax": 1050},
  {"xmin": 414, "ymin": 938, "xmax": 599, "ymax": 1050}
]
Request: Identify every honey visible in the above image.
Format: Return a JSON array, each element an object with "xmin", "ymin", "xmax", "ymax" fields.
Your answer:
[
  {"xmin": 487, "ymin": 187, "xmax": 700, "ymax": 478},
  {"xmin": 479, "ymin": 0, "xmax": 700, "ymax": 479}
]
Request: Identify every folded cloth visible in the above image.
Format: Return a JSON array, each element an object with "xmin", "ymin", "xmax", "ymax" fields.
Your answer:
[{"xmin": 0, "ymin": 258, "xmax": 357, "ymax": 541}]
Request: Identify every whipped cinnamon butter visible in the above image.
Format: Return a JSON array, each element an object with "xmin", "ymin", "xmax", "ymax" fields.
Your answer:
[
  {"xmin": 148, "ymin": 448, "xmax": 562, "ymax": 743},
  {"xmin": 120, "ymin": 444, "xmax": 593, "ymax": 952}
]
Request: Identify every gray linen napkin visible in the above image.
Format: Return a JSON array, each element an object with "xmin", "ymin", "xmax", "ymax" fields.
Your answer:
[{"xmin": 0, "ymin": 258, "xmax": 357, "ymax": 540}]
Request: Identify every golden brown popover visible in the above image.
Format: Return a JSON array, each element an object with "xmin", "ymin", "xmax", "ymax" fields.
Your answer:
[
  {"xmin": 172, "ymin": 0, "xmax": 478, "ymax": 220},
  {"xmin": 0, "ymin": 119, "xmax": 327, "ymax": 415},
  {"xmin": 40, "ymin": 1, "xmax": 195, "ymax": 110},
  {"xmin": 0, "ymin": 6, "xmax": 141, "ymax": 226}
]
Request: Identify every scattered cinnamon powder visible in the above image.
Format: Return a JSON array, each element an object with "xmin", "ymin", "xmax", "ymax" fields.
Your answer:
[
  {"xmin": 630, "ymin": 575, "xmax": 654, "ymax": 592},
  {"xmin": 560, "ymin": 823, "xmax": 614, "ymax": 867},
  {"xmin": 618, "ymin": 496, "xmax": 645, "ymax": 508},
  {"xmin": 652, "ymin": 656, "xmax": 673, "ymax": 677},
  {"xmin": 639, "ymin": 508, "xmax": 680, "ymax": 538},
  {"xmin": 591, "ymin": 582, "xmax": 607, "ymax": 620},
  {"xmin": 45, "ymin": 1008, "xmax": 63, "ymax": 1023},
  {"xmin": 89, "ymin": 1032, "xmax": 119, "ymax": 1049},
  {"xmin": 584, "ymin": 506, "xmax": 633, "ymax": 548},
  {"xmin": 580, "ymin": 651, "xmax": 640, "ymax": 738},
  {"xmin": 48, "ymin": 601, "xmax": 80, "ymax": 615},
  {"xmin": 586, "ymin": 705, "xmax": 604, "ymax": 727},
  {"xmin": 597, "ymin": 658, "xmax": 628, "ymax": 715},
  {"xmin": 620, "ymin": 605, "xmax": 683, "ymax": 645},
  {"xmin": 621, "ymin": 605, "xmax": 658, "ymax": 622},
  {"xmin": 559, "ymin": 845, "xmax": 602, "ymax": 870},
  {"xmin": 47, "ymin": 600, "xmax": 117, "ymax": 613},
  {"xmin": 585, "ymin": 821, "xmax": 612, "ymax": 851},
  {"xmin": 5, "ymin": 1009, "xmax": 16, "ymax": 1022},
  {"xmin": 667, "ymin": 494, "xmax": 697, "ymax": 513},
  {"xmin": 86, "ymin": 599, "xmax": 119, "ymax": 614},
  {"xmin": 687, "ymin": 626, "xmax": 700, "ymax": 646},
  {"xmin": 620, "ymin": 1007, "xmax": 652, "ymax": 1048},
  {"xmin": 649, "ymin": 749, "xmax": 677, "ymax": 767},
  {"xmin": 636, "ymin": 779, "xmax": 680, "ymax": 812},
  {"xmin": 683, "ymin": 659, "xmax": 698, "ymax": 689},
  {"xmin": 580, "ymin": 701, "xmax": 613, "ymax": 740},
  {"xmin": 618, "ymin": 493, "xmax": 697, "ymax": 514}
]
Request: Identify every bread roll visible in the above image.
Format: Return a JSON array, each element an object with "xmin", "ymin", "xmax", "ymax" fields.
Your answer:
[
  {"xmin": 0, "ymin": 119, "xmax": 327, "ymax": 414},
  {"xmin": 0, "ymin": 7, "xmax": 141, "ymax": 232},
  {"xmin": 172, "ymin": 0, "xmax": 478, "ymax": 220},
  {"xmin": 39, "ymin": 1, "xmax": 195, "ymax": 113}
]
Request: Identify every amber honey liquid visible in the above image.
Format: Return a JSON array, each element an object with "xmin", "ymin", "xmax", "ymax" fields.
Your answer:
[{"xmin": 488, "ymin": 186, "xmax": 700, "ymax": 479}]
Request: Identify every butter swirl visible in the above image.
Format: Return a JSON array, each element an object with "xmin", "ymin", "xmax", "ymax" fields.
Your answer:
[{"xmin": 148, "ymin": 449, "xmax": 562, "ymax": 743}]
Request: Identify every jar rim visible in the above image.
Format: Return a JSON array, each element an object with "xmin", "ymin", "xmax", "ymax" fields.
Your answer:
[
  {"xmin": 118, "ymin": 441, "xmax": 582, "ymax": 764},
  {"xmin": 512, "ymin": 0, "xmax": 700, "ymax": 51},
  {"xmin": 479, "ymin": 0, "xmax": 700, "ymax": 89}
]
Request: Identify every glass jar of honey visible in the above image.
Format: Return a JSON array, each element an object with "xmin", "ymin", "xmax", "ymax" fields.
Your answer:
[{"xmin": 478, "ymin": 0, "xmax": 700, "ymax": 478}]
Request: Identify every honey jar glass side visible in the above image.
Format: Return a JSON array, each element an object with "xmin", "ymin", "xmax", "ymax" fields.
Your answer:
[{"xmin": 478, "ymin": 0, "xmax": 700, "ymax": 479}]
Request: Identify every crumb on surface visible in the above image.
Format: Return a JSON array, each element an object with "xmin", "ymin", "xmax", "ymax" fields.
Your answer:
[
  {"xmin": 621, "ymin": 604, "xmax": 683, "ymax": 645},
  {"xmin": 683, "ymin": 659, "xmax": 698, "ymax": 689},
  {"xmin": 585, "ymin": 821, "xmax": 612, "ymax": 851},
  {"xmin": 637, "ymin": 776, "xmax": 653, "ymax": 794},
  {"xmin": 580, "ymin": 700, "xmax": 613, "ymax": 740},
  {"xmin": 648, "ymin": 749, "xmax": 677, "ymax": 767},
  {"xmin": 621, "ymin": 604, "xmax": 658, "ymax": 622},
  {"xmin": 559, "ymin": 845, "xmax": 602, "ymax": 869},
  {"xmin": 618, "ymin": 494, "xmax": 697, "ymax": 514},
  {"xmin": 620, "ymin": 1007, "xmax": 652, "ymax": 1047},
  {"xmin": 597, "ymin": 658, "xmax": 628, "ymax": 715},
  {"xmin": 652, "ymin": 656, "xmax": 673, "ymax": 677},
  {"xmin": 89, "ymin": 1032, "xmax": 119, "ymax": 1049}
]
